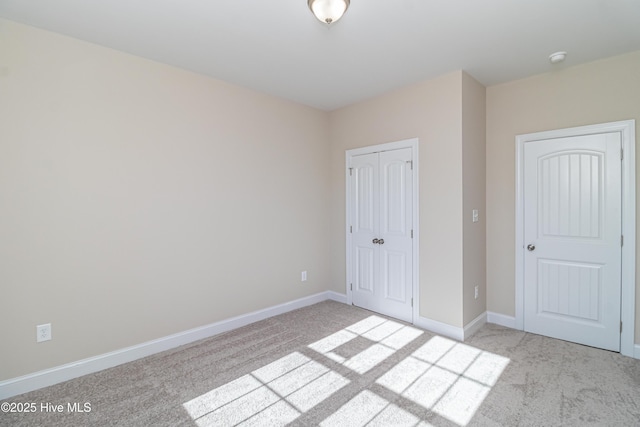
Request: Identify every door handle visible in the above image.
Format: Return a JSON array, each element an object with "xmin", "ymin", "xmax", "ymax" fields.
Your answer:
[
  {"xmin": 378, "ymin": 239, "xmax": 384, "ymax": 245},
  {"xmin": 372, "ymin": 238, "xmax": 380, "ymax": 244},
  {"xmin": 527, "ymin": 244, "xmax": 535, "ymax": 251}
]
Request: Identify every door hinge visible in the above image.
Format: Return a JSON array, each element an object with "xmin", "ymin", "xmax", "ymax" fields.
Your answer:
[
  {"xmin": 350, "ymin": 225, "xmax": 353, "ymax": 233},
  {"xmin": 406, "ymin": 160, "xmax": 413, "ymax": 170},
  {"xmin": 349, "ymin": 167, "xmax": 353, "ymax": 176},
  {"xmin": 621, "ymin": 148, "xmax": 624, "ymax": 161},
  {"xmin": 620, "ymin": 321, "xmax": 623, "ymax": 333},
  {"xmin": 350, "ymin": 283, "xmax": 353, "ymax": 291},
  {"xmin": 621, "ymin": 235, "xmax": 624, "ymax": 247},
  {"xmin": 411, "ymin": 298, "xmax": 413, "ymax": 307},
  {"xmin": 411, "ymin": 229, "xmax": 413, "ymax": 238}
]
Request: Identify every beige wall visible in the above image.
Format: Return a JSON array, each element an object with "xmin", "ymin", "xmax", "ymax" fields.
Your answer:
[
  {"xmin": 486, "ymin": 51, "xmax": 640, "ymax": 343},
  {"xmin": 462, "ymin": 73, "xmax": 487, "ymax": 326},
  {"xmin": 329, "ymin": 71, "xmax": 486, "ymax": 329},
  {"xmin": 0, "ymin": 19, "xmax": 331, "ymax": 380},
  {"xmin": 4, "ymin": 16, "xmax": 636, "ymax": 384}
]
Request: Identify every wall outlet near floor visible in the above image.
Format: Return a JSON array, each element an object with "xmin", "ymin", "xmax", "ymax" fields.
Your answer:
[
  {"xmin": 301, "ymin": 271, "xmax": 307, "ymax": 282},
  {"xmin": 37, "ymin": 323, "xmax": 52, "ymax": 342},
  {"xmin": 474, "ymin": 285, "xmax": 479, "ymax": 299},
  {"xmin": 472, "ymin": 209, "xmax": 479, "ymax": 223}
]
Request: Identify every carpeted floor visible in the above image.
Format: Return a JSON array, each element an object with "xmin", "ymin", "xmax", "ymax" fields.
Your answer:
[{"xmin": 1, "ymin": 301, "xmax": 639, "ymax": 426}]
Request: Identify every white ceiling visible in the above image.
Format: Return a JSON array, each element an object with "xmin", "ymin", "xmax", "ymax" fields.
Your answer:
[{"xmin": 1, "ymin": 0, "xmax": 640, "ymax": 111}]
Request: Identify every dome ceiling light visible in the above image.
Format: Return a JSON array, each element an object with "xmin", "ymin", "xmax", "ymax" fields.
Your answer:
[{"xmin": 308, "ymin": 0, "xmax": 350, "ymax": 25}]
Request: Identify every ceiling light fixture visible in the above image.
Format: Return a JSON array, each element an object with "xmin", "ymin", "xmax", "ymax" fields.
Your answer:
[
  {"xmin": 308, "ymin": 0, "xmax": 350, "ymax": 25},
  {"xmin": 549, "ymin": 51, "xmax": 567, "ymax": 64}
]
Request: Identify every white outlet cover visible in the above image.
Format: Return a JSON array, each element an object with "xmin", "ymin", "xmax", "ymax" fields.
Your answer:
[{"xmin": 37, "ymin": 323, "xmax": 52, "ymax": 342}]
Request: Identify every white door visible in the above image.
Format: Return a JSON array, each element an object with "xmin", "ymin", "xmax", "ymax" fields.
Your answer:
[
  {"xmin": 523, "ymin": 132, "xmax": 622, "ymax": 351},
  {"xmin": 350, "ymin": 148, "xmax": 413, "ymax": 323}
]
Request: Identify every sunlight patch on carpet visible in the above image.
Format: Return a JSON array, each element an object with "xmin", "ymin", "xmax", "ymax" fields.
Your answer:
[
  {"xmin": 182, "ymin": 351, "xmax": 349, "ymax": 426},
  {"xmin": 182, "ymin": 317, "xmax": 507, "ymax": 426},
  {"xmin": 308, "ymin": 315, "xmax": 424, "ymax": 374},
  {"xmin": 376, "ymin": 336, "xmax": 510, "ymax": 426},
  {"xmin": 320, "ymin": 390, "xmax": 429, "ymax": 427}
]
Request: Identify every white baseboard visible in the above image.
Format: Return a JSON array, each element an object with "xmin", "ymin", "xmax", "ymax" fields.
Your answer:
[
  {"xmin": 487, "ymin": 311, "xmax": 517, "ymax": 329},
  {"xmin": 463, "ymin": 312, "xmax": 487, "ymax": 339},
  {"xmin": 327, "ymin": 290, "xmax": 348, "ymax": 304},
  {"xmin": 634, "ymin": 344, "xmax": 640, "ymax": 360},
  {"xmin": 413, "ymin": 312, "xmax": 487, "ymax": 342},
  {"xmin": 0, "ymin": 291, "xmax": 346, "ymax": 400},
  {"xmin": 414, "ymin": 316, "xmax": 464, "ymax": 342}
]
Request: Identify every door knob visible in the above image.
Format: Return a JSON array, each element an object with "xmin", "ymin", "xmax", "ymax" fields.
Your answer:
[
  {"xmin": 527, "ymin": 244, "xmax": 535, "ymax": 251},
  {"xmin": 378, "ymin": 239, "xmax": 384, "ymax": 245},
  {"xmin": 372, "ymin": 238, "xmax": 379, "ymax": 244}
]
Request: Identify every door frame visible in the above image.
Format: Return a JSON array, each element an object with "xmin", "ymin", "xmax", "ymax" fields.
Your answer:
[
  {"xmin": 346, "ymin": 138, "xmax": 420, "ymax": 323},
  {"xmin": 515, "ymin": 120, "xmax": 636, "ymax": 357}
]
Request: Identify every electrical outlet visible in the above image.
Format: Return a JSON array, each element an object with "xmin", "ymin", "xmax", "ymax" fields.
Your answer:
[
  {"xmin": 37, "ymin": 323, "xmax": 52, "ymax": 343},
  {"xmin": 301, "ymin": 271, "xmax": 307, "ymax": 282},
  {"xmin": 474, "ymin": 285, "xmax": 479, "ymax": 300},
  {"xmin": 472, "ymin": 209, "xmax": 479, "ymax": 223}
]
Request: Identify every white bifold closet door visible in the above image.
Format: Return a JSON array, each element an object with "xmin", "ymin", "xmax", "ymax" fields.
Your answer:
[{"xmin": 349, "ymin": 148, "xmax": 413, "ymax": 323}]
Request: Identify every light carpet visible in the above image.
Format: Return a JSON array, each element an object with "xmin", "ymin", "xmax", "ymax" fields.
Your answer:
[{"xmin": 1, "ymin": 301, "xmax": 639, "ymax": 426}]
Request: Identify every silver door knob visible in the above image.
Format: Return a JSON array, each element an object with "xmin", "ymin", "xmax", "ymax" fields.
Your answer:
[
  {"xmin": 378, "ymin": 239, "xmax": 384, "ymax": 245},
  {"xmin": 372, "ymin": 238, "xmax": 380, "ymax": 244},
  {"xmin": 527, "ymin": 244, "xmax": 535, "ymax": 251}
]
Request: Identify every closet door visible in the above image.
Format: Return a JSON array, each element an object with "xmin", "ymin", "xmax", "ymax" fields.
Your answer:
[{"xmin": 350, "ymin": 148, "xmax": 413, "ymax": 322}]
